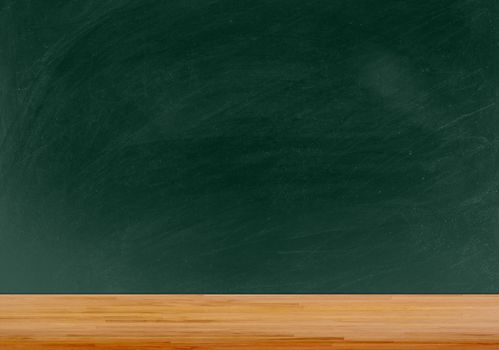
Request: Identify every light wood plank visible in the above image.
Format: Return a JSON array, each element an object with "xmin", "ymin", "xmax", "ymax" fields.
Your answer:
[{"xmin": 0, "ymin": 295, "xmax": 498, "ymax": 349}]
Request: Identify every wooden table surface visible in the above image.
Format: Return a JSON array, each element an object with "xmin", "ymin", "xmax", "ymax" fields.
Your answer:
[{"xmin": 0, "ymin": 295, "xmax": 498, "ymax": 349}]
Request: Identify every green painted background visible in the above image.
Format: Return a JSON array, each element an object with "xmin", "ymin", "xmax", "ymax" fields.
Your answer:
[{"xmin": 1, "ymin": 0, "xmax": 499, "ymax": 292}]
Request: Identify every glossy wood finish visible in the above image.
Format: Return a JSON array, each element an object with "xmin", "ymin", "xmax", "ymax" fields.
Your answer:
[{"xmin": 0, "ymin": 295, "xmax": 498, "ymax": 349}]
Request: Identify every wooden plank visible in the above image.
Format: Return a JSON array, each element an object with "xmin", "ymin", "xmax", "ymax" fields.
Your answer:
[{"xmin": 0, "ymin": 295, "xmax": 498, "ymax": 349}]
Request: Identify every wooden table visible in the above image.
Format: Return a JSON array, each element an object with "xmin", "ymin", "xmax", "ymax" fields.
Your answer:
[{"xmin": 1, "ymin": 295, "xmax": 498, "ymax": 349}]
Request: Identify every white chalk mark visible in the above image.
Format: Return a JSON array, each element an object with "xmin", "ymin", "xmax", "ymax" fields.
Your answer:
[{"xmin": 437, "ymin": 102, "xmax": 496, "ymax": 131}]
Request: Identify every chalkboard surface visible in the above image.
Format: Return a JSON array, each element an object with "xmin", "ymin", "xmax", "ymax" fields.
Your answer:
[{"xmin": 1, "ymin": 0, "xmax": 499, "ymax": 292}]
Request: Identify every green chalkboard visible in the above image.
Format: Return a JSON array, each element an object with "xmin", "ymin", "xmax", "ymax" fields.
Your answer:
[{"xmin": 1, "ymin": 0, "xmax": 499, "ymax": 292}]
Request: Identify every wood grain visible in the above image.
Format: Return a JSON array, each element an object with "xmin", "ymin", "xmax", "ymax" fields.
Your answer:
[{"xmin": 0, "ymin": 295, "xmax": 498, "ymax": 349}]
